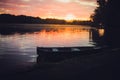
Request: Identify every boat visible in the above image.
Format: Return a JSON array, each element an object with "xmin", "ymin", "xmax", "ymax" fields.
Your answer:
[
  {"xmin": 37, "ymin": 46, "xmax": 102, "ymax": 57},
  {"xmin": 36, "ymin": 46, "xmax": 107, "ymax": 62}
]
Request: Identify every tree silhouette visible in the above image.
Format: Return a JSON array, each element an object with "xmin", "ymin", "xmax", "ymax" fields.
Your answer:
[
  {"xmin": 105, "ymin": 0, "xmax": 120, "ymax": 27},
  {"xmin": 91, "ymin": 0, "xmax": 107, "ymax": 26},
  {"xmin": 91, "ymin": 0, "xmax": 120, "ymax": 47},
  {"xmin": 91, "ymin": 0, "xmax": 120, "ymax": 27}
]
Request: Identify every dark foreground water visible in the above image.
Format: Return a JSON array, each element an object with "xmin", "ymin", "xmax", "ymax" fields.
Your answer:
[{"xmin": 0, "ymin": 24, "xmax": 105, "ymax": 76}]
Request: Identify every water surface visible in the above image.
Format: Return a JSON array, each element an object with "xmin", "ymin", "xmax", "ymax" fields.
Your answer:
[
  {"xmin": 0, "ymin": 24, "xmax": 98, "ymax": 55},
  {"xmin": 0, "ymin": 24, "xmax": 104, "ymax": 74}
]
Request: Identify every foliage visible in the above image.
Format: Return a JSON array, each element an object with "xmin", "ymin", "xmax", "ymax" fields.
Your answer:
[
  {"xmin": 0, "ymin": 14, "xmax": 92, "ymax": 25},
  {"xmin": 91, "ymin": 0, "xmax": 120, "ymax": 27},
  {"xmin": 91, "ymin": 0, "xmax": 107, "ymax": 26}
]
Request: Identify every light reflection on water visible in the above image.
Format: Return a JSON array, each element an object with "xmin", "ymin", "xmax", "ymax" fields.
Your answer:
[
  {"xmin": 33, "ymin": 27, "xmax": 94, "ymax": 47},
  {"xmin": 98, "ymin": 29, "xmax": 105, "ymax": 37},
  {"xmin": 0, "ymin": 24, "xmax": 104, "ymax": 65}
]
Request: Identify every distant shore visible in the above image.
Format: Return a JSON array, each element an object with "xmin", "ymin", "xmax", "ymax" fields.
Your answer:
[{"xmin": 0, "ymin": 14, "xmax": 92, "ymax": 25}]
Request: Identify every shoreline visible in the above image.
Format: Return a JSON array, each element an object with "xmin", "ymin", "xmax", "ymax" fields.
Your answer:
[{"xmin": 0, "ymin": 47, "xmax": 120, "ymax": 80}]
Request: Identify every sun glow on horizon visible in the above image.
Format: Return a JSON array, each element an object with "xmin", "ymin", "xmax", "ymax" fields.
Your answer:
[
  {"xmin": 56, "ymin": 0, "xmax": 71, "ymax": 3},
  {"xmin": 0, "ymin": 0, "xmax": 97, "ymax": 21},
  {"xmin": 65, "ymin": 14, "xmax": 76, "ymax": 21},
  {"xmin": 40, "ymin": 16, "xmax": 90, "ymax": 21}
]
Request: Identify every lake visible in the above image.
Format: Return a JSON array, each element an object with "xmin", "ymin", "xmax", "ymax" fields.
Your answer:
[{"xmin": 0, "ymin": 24, "xmax": 104, "ymax": 74}]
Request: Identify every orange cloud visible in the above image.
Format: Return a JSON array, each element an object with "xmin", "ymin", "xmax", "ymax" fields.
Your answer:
[{"xmin": 0, "ymin": 0, "xmax": 97, "ymax": 20}]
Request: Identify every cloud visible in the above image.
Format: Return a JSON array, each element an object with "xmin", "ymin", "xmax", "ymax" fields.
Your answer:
[
  {"xmin": 38, "ymin": 0, "xmax": 44, "ymax": 1},
  {"xmin": 0, "ymin": 0, "xmax": 97, "ymax": 20},
  {"xmin": 0, "ymin": 2, "xmax": 29, "ymax": 8},
  {"xmin": 22, "ymin": 0, "xmax": 31, "ymax": 2},
  {"xmin": 0, "ymin": 8, "xmax": 5, "ymax": 14},
  {"xmin": 55, "ymin": 0, "xmax": 72, "ymax": 3},
  {"xmin": 78, "ymin": 1, "xmax": 97, "ymax": 7}
]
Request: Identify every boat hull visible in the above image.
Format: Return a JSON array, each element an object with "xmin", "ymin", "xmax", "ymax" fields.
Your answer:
[
  {"xmin": 36, "ymin": 46, "xmax": 104, "ymax": 62},
  {"xmin": 37, "ymin": 47, "xmax": 101, "ymax": 56}
]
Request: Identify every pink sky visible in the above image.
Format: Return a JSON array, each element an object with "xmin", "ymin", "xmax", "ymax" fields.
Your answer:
[{"xmin": 0, "ymin": 0, "xmax": 97, "ymax": 20}]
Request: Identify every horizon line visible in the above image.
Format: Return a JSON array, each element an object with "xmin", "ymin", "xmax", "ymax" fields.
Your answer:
[{"xmin": 0, "ymin": 13, "xmax": 91, "ymax": 21}]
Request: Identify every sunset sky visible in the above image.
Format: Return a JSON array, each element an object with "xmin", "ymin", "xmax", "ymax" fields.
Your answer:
[{"xmin": 0, "ymin": 0, "xmax": 97, "ymax": 20}]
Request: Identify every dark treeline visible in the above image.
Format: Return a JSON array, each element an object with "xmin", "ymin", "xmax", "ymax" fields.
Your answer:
[
  {"xmin": 91, "ymin": 0, "xmax": 120, "ymax": 47},
  {"xmin": 91, "ymin": 0, "xmax": 120, "ymax": 27},
  {"xmin": 0, "ymin": 14, "xmax": 91, "ymax": 25}
]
